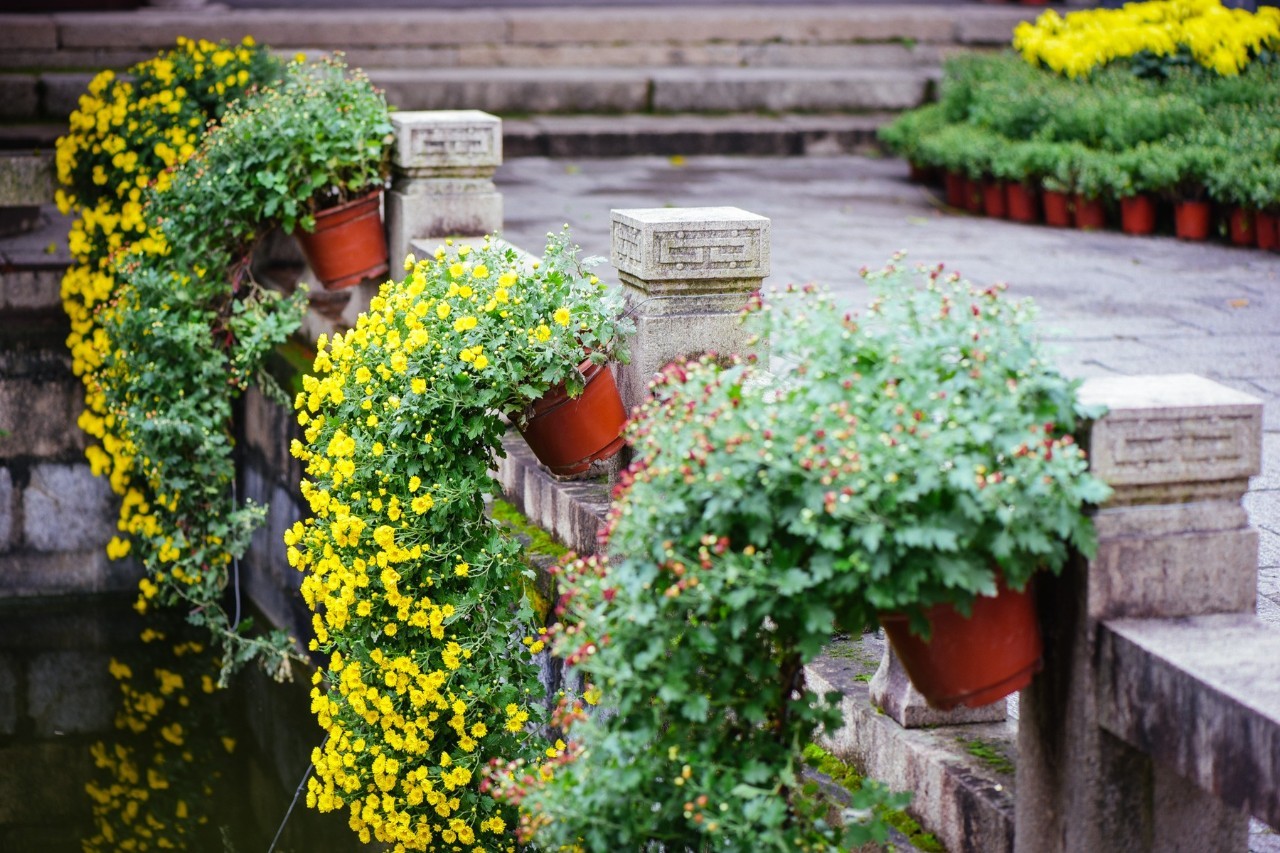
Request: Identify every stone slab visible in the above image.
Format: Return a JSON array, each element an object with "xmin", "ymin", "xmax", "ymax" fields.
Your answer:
[
  {"xmin": 0, "ymin": 16, "xmax": 57, "ymax": 51},
  {"xmin": 650, "ymin": 67, "xmax": 931, "ymax": 113},
  {"xmin": 0, "ymin": 549, "xmax": 141, "ymax": 598},
  {"xmin": 495, "ymin": 429, "xmax": 609, "ymax": 557},
  {"xmin": 37, "ymin": 72, "xmax": 97, "ymax": 123},
  {"xmin": 54, "ymin": 10, "xmax": 506, "ymax": 49},
  {"xmin": 1099, "ymin": 614, "xmax": 1280, "ymax": 829},
  {"xmin": 0, "ymin": 76, "xmax": 39, "ymax": 123},
  {"xmin": 1089, "ymin": 526, "xmax": 1258, "ymax": 621},
  {"xmin": 504, "ymin": 6, "xmax": 957, "ymax": 45},
  {"xmin": 0, "ymin": 469, "xmax": 11, "ymax": 554},
  {"xmin": 22, "ymin": 463, "xmax": 116, "ymax": 552},
  {"xmin": 0, "ymin": 655, "xmax": 14, "ymax": 735},
  {"xmin": 1079, "ymin": 374, "xmax": 1264, "ymax": 491},
  {"xmin": 387, "ymin": 182, "xmax": 502, "ymax": 267},
  {"xmin": 0, "ymin": 374, "xmax": 86, "ymax": 461},
  {"xmin": 611, "ymin": 206, "xmax": 770, "ymax": 284},
  {"xmin": 391, "ymin": 110, "xmax": 502, "ymax": 172},
  {"xmin": 369, "ymin": 67, "xmax": 651, "ymax": 114},
  {"xmin": 0, "ymin": 269, "xmax": 61, "ymax": 312},
  {"xmin": 806, "ymin": 648, "xmax": 1017, "ymax": 853}
]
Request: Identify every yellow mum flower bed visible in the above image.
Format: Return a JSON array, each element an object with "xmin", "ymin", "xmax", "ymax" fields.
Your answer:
[{"xmin": 1014, "ymin": 0, "xmax": 1280, "ymax": 77}]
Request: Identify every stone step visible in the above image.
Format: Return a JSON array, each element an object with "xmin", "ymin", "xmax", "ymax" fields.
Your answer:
[
  {"xmin": 0, "ymin": 5, "xmax": 1030, "ymax": 62},
  {"xmin": 504, "ymin": 112, "xmax": 892, "ymax": 157},
  {"xmin": 370, "ymin": 66, "xmax": 937, "ymax": 115}
]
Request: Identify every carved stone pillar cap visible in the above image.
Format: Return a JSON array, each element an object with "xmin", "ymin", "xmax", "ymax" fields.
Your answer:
[
  {"xmin": 391, "ymin": 110, "xmax": 502, "ymax": 172},
  {"xmin": 1078, "ymin": 374, "xmax": 1262, "ymax": 489},
  {"xmin": 611, "ymin": 207, "xmax": 770, "ymax": 285}
]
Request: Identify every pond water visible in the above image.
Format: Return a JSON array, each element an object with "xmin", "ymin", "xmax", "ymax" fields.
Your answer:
[{"xmin": 0, "ymin": 594, "xmax": 362, "ymax": 852}]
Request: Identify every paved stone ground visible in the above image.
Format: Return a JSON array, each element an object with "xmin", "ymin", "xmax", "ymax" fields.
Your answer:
[{"xmin": 494, "ymin": 153, "xmax": 1280, "ymax": 625}]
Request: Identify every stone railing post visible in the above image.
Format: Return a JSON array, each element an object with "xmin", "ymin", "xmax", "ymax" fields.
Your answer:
[
  {"xmin": 609, "ymin": 207, "xmax": 770, "ymax": 413},
  {"xmin": 387, "ymin": 110, "xmax": 503, "ymax": 268},
  {"xmin": 1015, "ymin": 374, "xmax": 1262, "ymax": 853}
]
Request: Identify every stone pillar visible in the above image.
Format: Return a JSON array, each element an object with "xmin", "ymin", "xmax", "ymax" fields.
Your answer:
[
  {"xmin": 609, "ymin": 207, "xmax": 769, "ymax": 414},
  {"xmin": 387, "ymin": 110, "xmax": 503, "ymax": 268},
  {"xmin": 1015, "ymin": 374, "xmax": 1261, "ymax": 853}
]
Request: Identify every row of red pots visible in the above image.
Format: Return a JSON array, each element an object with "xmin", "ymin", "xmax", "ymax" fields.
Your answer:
[{"xmin": 937, "ymin": 171, "xmax": 1280, "ymax": 250}]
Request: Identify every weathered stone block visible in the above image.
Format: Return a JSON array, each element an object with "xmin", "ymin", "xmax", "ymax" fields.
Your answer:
[
  {"xmin": 0, "ymin": 16, "xmax": 57, "ymax": 52},
  {"xmin": 0, "ymin": 76, "xmax": 39, "ymax": 121},
  {"xmin": 0, "ymin": 149, "xmax": 52, "ymax": 202},
  {"xmin": 391, "ymin": 110, "xmax": 502, "ymax": 173},
  {"xmin": 388, "ymin": 180, "xmax": 502, "ymax": 268},
  {"xmin": 37, "ymin": 72, "xmax": 97, "ymax": 122},
  {"xmin": 611, "ymin": 207, "xmax": 770, "ymax": 289},
  {"xmin": 0, "ymin": 350, "xmax": 86, "ymax": 460},
  {"xmin": 0, "ymin": 469, "xmax": 12, "ymax": 554},
  {"xmin": 1099, "ymin": 614, "xmax": 1274, "ymax": 830},
  {"xmin": 650, "ymin": 68, "xmax": 931, "ymax": 114},
  {"xmin": 371, "ymin": 67, "xmax": 650, "ymax": 114},
  {"xmin": 0, "ymin": 269, "xmax": 62, "ymax": 311},
  {"xmin": 23, "ymin": 463, "xmax": 116, "ymax": 552},
  {"xmin": 1079, "ymin": 374, "xmax": 1263, "ymax": 497},
  {"xmin": 27, "ymin": 650, "xmax": 114, "ymax": 736}
]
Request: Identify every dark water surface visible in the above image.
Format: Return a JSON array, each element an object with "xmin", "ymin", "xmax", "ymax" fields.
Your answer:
[{"xmin": 0, "ymin": 594, "xmax": 359, "ymax": 852}]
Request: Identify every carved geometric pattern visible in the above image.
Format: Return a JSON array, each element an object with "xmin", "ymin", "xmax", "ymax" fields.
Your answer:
[
  {"xmin": 1110, "ymin": 415, "xmax": 1253, "ymax": 469},
  {"xmin": 409, "ymin": 125, "xmax": 495, "ymax": 161},
  {"xmin": 611, "ymin": 208, "xmax": 770, "ymax": 282}
]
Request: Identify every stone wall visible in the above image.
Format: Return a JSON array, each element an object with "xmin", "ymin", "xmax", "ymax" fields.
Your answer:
[{"xmin": 0, "ymin": 209, "xmax": 140, "ymax": 598}]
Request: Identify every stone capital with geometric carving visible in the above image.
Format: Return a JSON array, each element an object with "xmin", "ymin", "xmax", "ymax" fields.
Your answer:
[
  {"xmin": 1079, "ymin": 374, "xmax": 1262, "ymax": 504},
  {"xmin": 391, "ymin": 110, "xmax": 502, "ymax": 176},
  {"xmin": 611, "ymin": 207, "xmax": 770, "ymax": 294}
]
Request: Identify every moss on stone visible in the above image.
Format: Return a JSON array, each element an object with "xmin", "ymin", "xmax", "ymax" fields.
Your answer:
[
  {"xmin": 802, "ymin": 742, "xmax": 947, "ymax": 852},
  {"xmin": 491, "ymin": 498, "xmax": 569, "ymax": 561},
  {"xmin": 956, "ymin": 736, "xmax": 1015, "ymax": 776}
]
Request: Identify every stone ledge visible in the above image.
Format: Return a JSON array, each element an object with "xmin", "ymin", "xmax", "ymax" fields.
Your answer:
[
  {"xmin": 1098, "ymin": 614, "xmax": 1280, "ymax": 829},
  {"xmin": 494, "ymin": 430, "xmax": 610, "ymax": 557},
  {"xmin": 806, "ymin": 636, "xmax": 1017, "ymax": 853}
]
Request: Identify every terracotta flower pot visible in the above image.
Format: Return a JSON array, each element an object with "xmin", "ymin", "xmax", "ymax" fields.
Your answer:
[
  {"xmin": 964, "ymin": 177, "xmax": 985, "ymax": 214},
  {"xmin": 1174, "ymin": 200, "xmax": 1212, "ymax": 241},
  {"xmin": 1042, "ymin": 189, "xmax": 1072, "ymax": 228},
  {"xmin": 880, "ymin": 576, "xmax": 1043, "ymax": 710},
  {"xmin": 983, "ymin": 181, "xmax": 1008, "ymax": 219},
  {"xmin": 1119, "ymin": 195, "xmax": 1157, "ymax": 235},
  {"xmin": 944, "ymin": 171, "xmax": 967, "ymax": 209},
  {"xmin": 296, "ymin": 190, "xmax": 390, "ymax": 291},
  {"xmin": 1257, "ymin": 211, "xmax": 1279, "ymax": 252},
  {"xmin": 1073, "ymin": 195, "xmax": 1106, "ymax": 231},
  {"xmin": 1005, "ymin": 183, "xmax": 1040, "ymax": 224},
  {"xmin": 1228, "ymin": 208, "xmax": 1255, "ymax": 247},
  {"xmin": 518, "ymin": 359, "xmax": 627, "ymax": 476}
]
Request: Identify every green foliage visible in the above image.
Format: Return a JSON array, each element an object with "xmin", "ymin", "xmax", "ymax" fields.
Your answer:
[
  {"xmin": 156, "ymin": 54, "xmax": 393, "ymax": 244},
  {"xmin": 882, "ymin": 51, "xmax": 1280, "ymax": 208},
  {"xmin": 493, "ymin": 261, "xmax": 1107, "ymax": 850}
]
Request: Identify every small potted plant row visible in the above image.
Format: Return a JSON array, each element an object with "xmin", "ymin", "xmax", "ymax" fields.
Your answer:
[{"xmin": 880, "ymin": 52, "xmax": 1280, "ymax": 249}]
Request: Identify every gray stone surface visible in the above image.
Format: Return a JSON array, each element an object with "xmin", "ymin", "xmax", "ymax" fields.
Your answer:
[
  {"xmin": 371, "ymin": 67, "xmax": 652, "ymax": 115},
  {"xmin": 807, "ymin": 642, "xmax": 1017, "ymax": 853},
  {"xmin": 649, "ymin": 67, "xmax": 933, "ymax": 113},
  {"xmin": 1099, "ymin": 614, "xmax": 1280, "ymax": 828},
  {"xmin": 0, "ymin": 469, "xmax": 11, "ymax": 554},
  {"xmin": 495, "ymin": 430, "xmax": 610, "ymax": 557},
  {"xmin": 27, "ymin": 650, "xmax": 114, "ymax": 736},
  {"xmin": 36, "ymin": 72, "xmax": 97, "ymax": 123},
  {"xmin": 0, "ymin": 365, "xmax": 86, "ymax": 461},
  {"xmin": 0, "ymin": 549, "xmax": 141, "ymax": 598},
  {"xmin": 869, "ymin": 643, "xmax": 1007, "ymax": 728},
  {"xmin": 391, "ymin": 110, "xmax": 502, "ymax": 173},
  {"xmin": 0, "ymin": 80, "xmax": 38, "ymax": 124},
  {"xmin": 0, "ymin": 15, "xmax": 56, "ymax": 51},
  {"xmin": 22, "ymin": 463, "xmax": 116, "ymax": 553}
]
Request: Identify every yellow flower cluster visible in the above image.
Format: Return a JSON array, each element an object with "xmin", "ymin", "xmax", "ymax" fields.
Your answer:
[
  {"xmin": 289, "ymin": 240, "xmax": 567, "ymax": 851},
  {"xmin": 55, "ymin": 37, "xmax": 279, "ymax": 610},
  {"xmin": 1014, "ymin": 0, "xmax": 1280, "ymax": 77}
]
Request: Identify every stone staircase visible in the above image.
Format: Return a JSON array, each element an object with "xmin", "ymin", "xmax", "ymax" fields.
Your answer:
[{"xmin": 0, "ymin": 4, "xmax": 1041, "ymax": 157}]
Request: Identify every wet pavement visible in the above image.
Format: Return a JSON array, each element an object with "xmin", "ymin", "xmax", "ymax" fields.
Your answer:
[{"xmin": 494, "ymin": 153, "xmax": 1280, "ymax": 624}]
